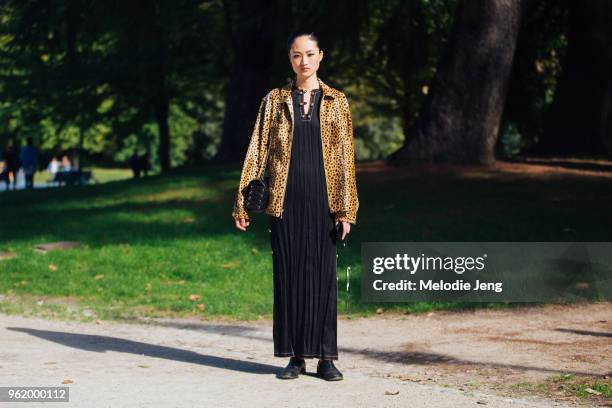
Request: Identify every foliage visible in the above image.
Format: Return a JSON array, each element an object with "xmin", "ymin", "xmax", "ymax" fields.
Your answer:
[{"xmin": 0, "ymin": 0, "xmax": 579, "ymax": 166}]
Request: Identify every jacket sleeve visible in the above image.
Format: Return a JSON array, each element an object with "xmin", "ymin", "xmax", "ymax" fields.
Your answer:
[
  {"xmin": 231, "ymin": 92, "xmax": 273, "ymax": 221},
  {"xmin": 335, "ymin": 93, "xmax": 359, "ymax": 225}
]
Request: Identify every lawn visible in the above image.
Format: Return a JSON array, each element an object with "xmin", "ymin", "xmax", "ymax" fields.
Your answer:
[
  {"xmin": 36, "ymin": 167, "xmax": 136, "ymax": 185},
  {"xmin": 1, "ymin": 160, "xmax": 611, "ymax": 322}
]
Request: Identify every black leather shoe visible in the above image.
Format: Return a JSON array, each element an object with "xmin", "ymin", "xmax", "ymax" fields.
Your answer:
[
  {"xmin": 316, "ymin": 359, "xmax": 343, "ymax": 381},
  {"xmin": 278, "ymin": 357, "xmax": 306, "ymax": 379}
]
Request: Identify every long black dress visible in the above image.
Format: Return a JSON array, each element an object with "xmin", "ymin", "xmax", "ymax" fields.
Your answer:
[{"xmin": 268, "ymin": 85, "xmax": 339, "ymax": 360}]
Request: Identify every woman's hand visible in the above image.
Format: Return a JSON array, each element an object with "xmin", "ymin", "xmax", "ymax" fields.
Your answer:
[
  {"xmin": 335, "ymin": 220, "xmax": 351, "ymax": 240},
  {"xmin": 235, "ymin": 217, "xmax": 250, "ymax": 231}
]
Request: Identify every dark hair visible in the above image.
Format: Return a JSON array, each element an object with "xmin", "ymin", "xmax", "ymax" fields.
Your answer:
[{"xmin": 286, "ymin": 31, "xmax": 322, "ymax": 53}]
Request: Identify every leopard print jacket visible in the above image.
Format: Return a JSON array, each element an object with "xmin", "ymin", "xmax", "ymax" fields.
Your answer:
[{"xmin": 232, "ymin": 77, "xmax": 359, "ymax": 224}]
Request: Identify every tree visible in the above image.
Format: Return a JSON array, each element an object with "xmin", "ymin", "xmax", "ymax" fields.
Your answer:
[
  {"xmin": 499, "ymin": 0, "xmax": 568, "ymax": 156},
  {"xmin": 1, "ymin": 0, "xmax": 225, "ymax": 172},
  {"xmin": 531, "ymin": 0, "xmax": 612, "ymax": 157},
  {"xmin": 388, "ymin": 0, "xmax": 526, "ymax": 165},
  {"xmin": 365, "ymin": 0, "xmax": 457, "ymax": 147},
  {"xmin": 215, "ymin": 0, "xmax": 367, "ymax": 163},
  {"xmin": 215, "ymin": 0, "xmax": 279, "ymax": 163},
  {"xmin": 99, "ymin": 0, "xmax": 221, "ymax": 172}
]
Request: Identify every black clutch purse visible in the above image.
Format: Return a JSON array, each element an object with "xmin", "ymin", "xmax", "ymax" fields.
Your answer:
[{"xmin": 241, "ymin": 135, "xmax": 272, "ymax": 213}]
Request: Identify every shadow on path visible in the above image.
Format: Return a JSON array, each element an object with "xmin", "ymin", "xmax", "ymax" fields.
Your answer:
[
  {"xmin": 555, "ymin": 327, "xmax": 612, "ymax": 338},
  {"xmin": 7, "ymin": 327, "xmax": 278, "ymax": 375},
  {"xmin": 7, "ymin": 323, "xmax": 608, "ymax": 379}
]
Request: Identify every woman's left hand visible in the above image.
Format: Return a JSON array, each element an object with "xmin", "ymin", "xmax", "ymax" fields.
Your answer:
[{"xmin": 335, "ymin": 220, "xmax": 351, "ymax": 240}]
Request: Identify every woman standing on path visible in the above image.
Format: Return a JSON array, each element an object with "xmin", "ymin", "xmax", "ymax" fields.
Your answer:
[{"xmin": 232, "ymin": 31, "xmax": 359, "ymax": 381}]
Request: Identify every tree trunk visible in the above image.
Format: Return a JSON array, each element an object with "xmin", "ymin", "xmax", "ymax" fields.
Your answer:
[
  {"xmin": 388, "ymin": 0, "xmax": 525, "ymax": 165},
  {"xmin": 531, "ymin": 0, "xmax": 612, "ymax": 157},
  {"xmin": 215, "ymin": 0, "xmax": 277, "ymax": 163},
  {"xmin": 602, "ymin": 81, "xmax": 612, "ymax": 155},
  {"xmin": 154, "ymin": 91, "xmax": 170, "ymax": 173}
]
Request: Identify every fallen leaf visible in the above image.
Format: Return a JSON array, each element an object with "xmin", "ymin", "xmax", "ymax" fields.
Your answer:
[
  {"xmin": 197, "ymin": 303, "xmax": 205, "ymax": 310},
  {"xmin": 94, "ymin": 274, "xmax": 105, "ymax": 280},
  {"xmin": 0, "ymin": 251, "xmax": 17, "ymax": 260},
  {"xmin": 222, "ymin": 260, "xmax": 241, "ymax": 269},
  {"xmin": 585, "ymin": 388, "xmax": 602, "ymax": 395},
  {"xmin": 62, "ymin": 379, "xmax": 73, "ymax": 384},
  {"xmin": 188, "ymin": 294, "xmax": 201, "ymax": 302},
  {"xmin": 384, "ymin": 390, "xmax": 399, "ymax": 395},
  {"xmin": 48, "ymin": 264, "xmax": 58, "ymax": 271},
  {"xmin": 376, "ymin": 308, "xmax": 384, "ymax": 314}
]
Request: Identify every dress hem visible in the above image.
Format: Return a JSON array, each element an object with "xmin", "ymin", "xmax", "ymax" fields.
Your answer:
[{"xmin": 274, "ymin": 352, "xmax": 338, "ymax": 360}]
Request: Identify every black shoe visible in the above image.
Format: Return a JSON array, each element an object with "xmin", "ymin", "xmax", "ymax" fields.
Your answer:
[
  {"xmin": 278, "ymin": 357, "xmax": 306, "ymax": 379},
  {"xmin": 316, "ymin": 359, "xmax": 343, "ymax": 381}
]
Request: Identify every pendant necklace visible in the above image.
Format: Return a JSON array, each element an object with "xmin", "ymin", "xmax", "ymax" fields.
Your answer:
[{"xmin": 295, "ymin": 86, "xmax": 319, "ymax": 121}]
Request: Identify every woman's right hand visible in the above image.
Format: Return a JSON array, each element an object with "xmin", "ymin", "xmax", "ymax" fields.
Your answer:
[{"xmin": 234, "ymin": 217, "xmax": 250, "ymax": 231}]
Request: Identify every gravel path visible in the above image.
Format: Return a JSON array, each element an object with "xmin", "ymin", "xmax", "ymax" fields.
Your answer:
[{"xmin": 1, "ymin": 302, "xmax": 610, "ymax": 407}]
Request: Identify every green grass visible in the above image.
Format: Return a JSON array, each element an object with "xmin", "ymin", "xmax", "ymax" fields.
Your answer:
[
  {"xmin": 1, "ymin": 162, "xmax": 611, "ymax": 322},
  {"xmin": 36, "ymin": 167, "xmax": 136, "ymax": 185},
  {"xmin": 576, "ymin": 381, "xmax": 612, "ymax": 398},
  {"xmin": 531, "ymin": 372, "xmax": 612, "ymax": 404}
]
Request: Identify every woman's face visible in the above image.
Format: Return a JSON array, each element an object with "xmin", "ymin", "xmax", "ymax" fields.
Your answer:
[{"xmin": 288, "ymin": 35, "xmax": 323, "ymax": 80}]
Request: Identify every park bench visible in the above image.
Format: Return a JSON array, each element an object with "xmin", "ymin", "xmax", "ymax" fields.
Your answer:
[{"xmin": 51, "ymin": 170, "xmax": 92, "ymax": 186}]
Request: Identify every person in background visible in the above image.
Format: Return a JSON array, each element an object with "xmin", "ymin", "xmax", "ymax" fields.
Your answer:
[
  {"xmin": 129, "ymin": 151, "xmax": 141, "ymax": 178},
  {"xmin": 4, "ymin": 144, "xmax": 20, "ymax": 191},
  {"xmin": 60, "ymin": 155, "xmax": 72, "ymax": 172},
  {"xmin": 0, "ymin": 157, "xmax": 8, "ymax": 191},
  {"xmin": 139, "ymin": 152, "xmax": 151, "ymax": 177},
  {"xmin": 20, "ymin": 137, "xmax": 39, "ymax": 189},
  {"xmin": 47, "ymin": 156, "xmax": 60, "ymax": 179}
]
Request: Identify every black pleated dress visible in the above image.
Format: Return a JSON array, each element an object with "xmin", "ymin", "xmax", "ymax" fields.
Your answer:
[{"xmin": 268, "ymin": 85, "xmax": 339, "ymax": 360}]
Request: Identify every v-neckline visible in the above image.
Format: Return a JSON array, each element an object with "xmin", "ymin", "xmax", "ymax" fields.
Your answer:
[{"xmin": 293, "ymin": 87, "xmax": 321, "ymax": 121}]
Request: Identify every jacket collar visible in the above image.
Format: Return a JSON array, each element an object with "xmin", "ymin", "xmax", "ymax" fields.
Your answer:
[{"xmin": 281, "ymin": 76, "xmax": 335, "ymax": 99}]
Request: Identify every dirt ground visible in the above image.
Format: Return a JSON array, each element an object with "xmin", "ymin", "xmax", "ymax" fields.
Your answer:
[
  {"xmin": 349, "ymin": 302, "xmax": 612, "ymax": 406},
  {"xmin": 360, "ymin": 157, "xmax": 612, "ymax": 180},
  {"xmin": 1, "ymin": 301, "xmax": 610, "ymax": 407}
]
